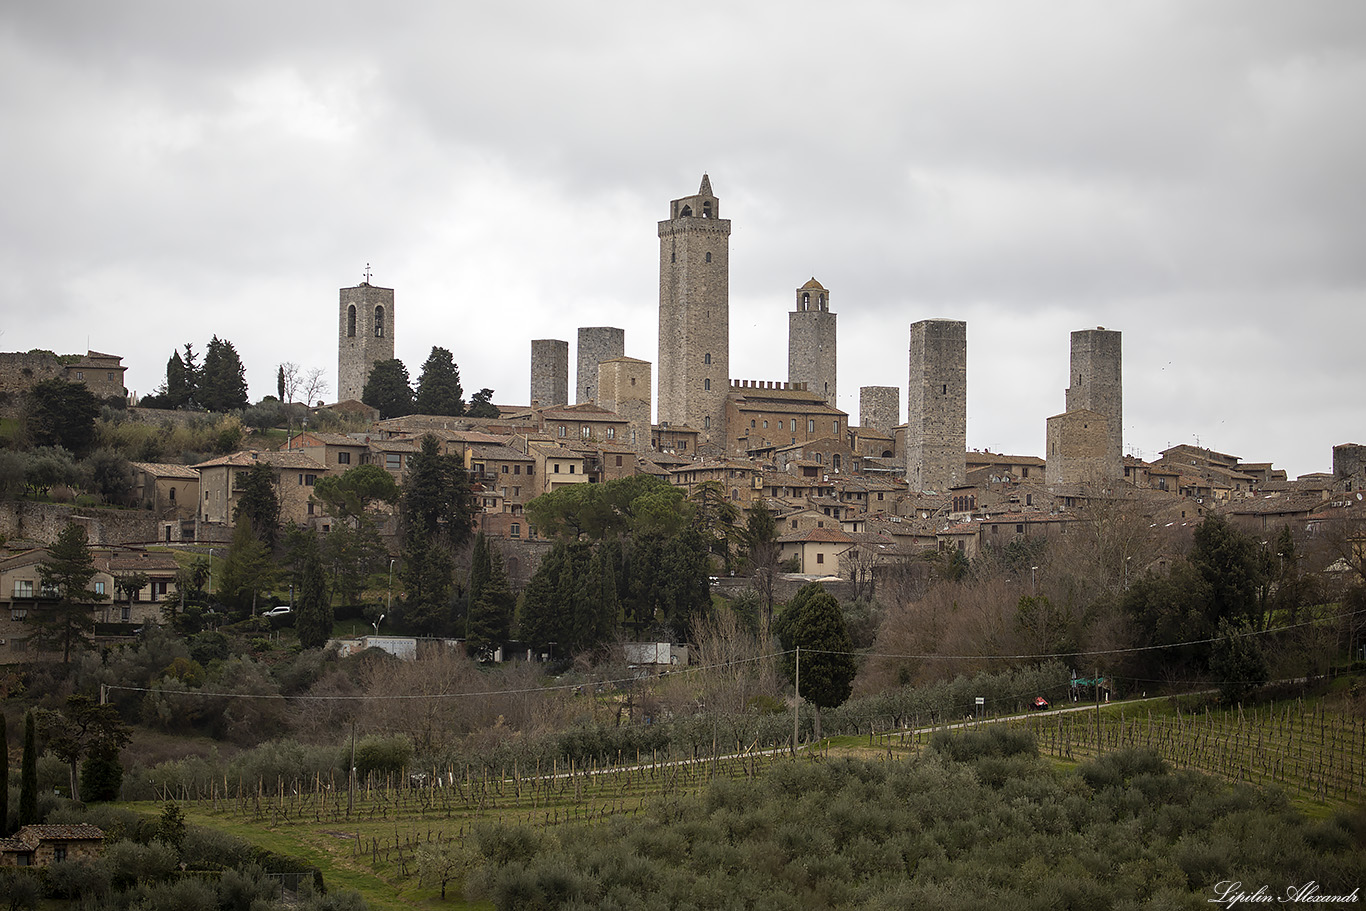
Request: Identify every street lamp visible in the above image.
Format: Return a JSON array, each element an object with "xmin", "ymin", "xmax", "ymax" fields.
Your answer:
[
  {"xmin": 387, "ymin": 558, "xmax": 396, "ymax": 611},
  {"xmin": 1031, "ymin": 566, "xmax": 1038, "ymax": 594},
  {"xmin": 372, "ymin": 613, "xmax": 385, "ymax": 637}
]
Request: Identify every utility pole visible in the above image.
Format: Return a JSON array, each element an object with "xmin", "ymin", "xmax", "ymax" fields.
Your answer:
[
  {"xmin": 792, "ymin": 646, "xmax": 800, "ymax": 755},
  {"xmin": 347, "ymin": 719, "xmax": 356, "ymax": 816}
]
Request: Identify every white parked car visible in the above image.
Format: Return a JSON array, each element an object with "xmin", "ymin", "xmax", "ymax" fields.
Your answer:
[{"xmin": 264, "ymin": 606, "xmax": 292, "ymax": 617}]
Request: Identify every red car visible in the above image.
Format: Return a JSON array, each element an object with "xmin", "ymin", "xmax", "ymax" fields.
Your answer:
[{"xmin": 1031, "ymin": 697, "xmax": 1050, "ymax": 711}]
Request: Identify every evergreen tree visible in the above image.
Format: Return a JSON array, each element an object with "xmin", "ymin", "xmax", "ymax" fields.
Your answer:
[
  {"xmin": 36, "ymin": 523, "xmax": 107, "ymax": 663},
  {"xmin": 1190, "ymin": 515, "xmax": 1264, "ymax": 630},
  {"xmin": 467, "ymin": 544, "xmax": 515, "ymax": 659},
  {"xmin": 775, "ymin": 582, "xmax": 857, "ymax": 740},
  {"xmin": 745, "ymin": 499, "xmax": 780, "ymax": 626},
  {"xmin": 296, "ymin": 539, "xmax": 332, "ymax": 649},
  {"xmin": 24, "ymin": 378, "xmax": 101, "ymax": 456},
  {"xmin": 399, "ymin": 435, "xmax": 474, "ymax": 635},
  {"xmin": 232, "ymin": 460, "xmax": 281, "ymax": 551},
  {"xmin": 198, "ymin": 335, "xmax": 249, "ymax": 412},
  {"xmin": 276, "ymin": 364, "xmax": 286, "ymax": 402},
  {"xmin": 164, "ymin": 348, "xmax": 193, "ymax": 408},
  {"xmin": 362, "ymin": 359, "xmax": 415, "ymax": 420},
  {"xmin": 0, "ymin": 714, "xmax": 8, "ymax": 835},
  {"xmin": 38, "ymin": 694, "xmax": 131, "ymax": 803},
  {"xmin": 466, "ymin": 534, "xmax": 492, "ymax": 631},
  {"xmin": 414, "ymin": 346, "xmax": 465, "ymax": 416},
  {"xmin": 18, "ymin": 712, "xmax": 36, "ymax": 827},
  {"xmin": 180, "ymin": 342, "xmax": 200, "ymax": 403},
  {"xmin": 467, "ymin": 388, "xmax": 500, "ymax": 419},
  {"xmin": 218, "ymin": 519, "xmax": 281, "ymax": 616}
]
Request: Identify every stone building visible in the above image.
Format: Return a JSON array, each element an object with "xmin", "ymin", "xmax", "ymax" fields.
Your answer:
[
  {"xmin": 576, "ymin": 327, "xmax": 625, "ymax": 404},
  {"xmin": 597, "ymin": 356, "xmax": 652, "ymax": 452},
  {"xmin": 788, "ymin": 278, "xmax": 837, "ymax": 407},
  {"xmin": 859, "ymin": 386, "xmax": 900, "ymax": 437},
  {"xmin": 723, "ymin": 380, "xmax": 848, "ymax": 456},
  {"xmin": 0, "ymin": 824, "xmax": 104, "ymax": 867},
  {"xmin": 1333, "ymin": 443, "xmax": 1366, "ymax": 485},
  {"xmin": 337, "ymin": 282, "xmax": 395, "ymax": 404},
  {"xmin": 1045, "ymin": 409, "xmax": 1112, "ymax": 487},
  {"xmin": 530, "ymin": 339, "xmax": 569, "ymax": 407},
  {"xmin": 0, "ymin": 350, "xmax": 127, "ymax": 418},
  {"xmin": 657, "ymin": 174, "xmax": 730, "ymax": 446},
  {"xmin": 1064, "ymin": 328, "xmax": 1123, "ymax": 481},
  {"xmin": 906, "ymin": 319, "xmax": 967, "ymax": 493}
]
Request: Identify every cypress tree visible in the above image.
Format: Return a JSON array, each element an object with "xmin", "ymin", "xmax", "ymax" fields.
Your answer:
[
  {"xmin": 0, "ymin": 714, "xmax": 8, "ymax": 835},
  {"xmin": 19, "ymin": 712, "xmax": 36, "ymax": 827}
]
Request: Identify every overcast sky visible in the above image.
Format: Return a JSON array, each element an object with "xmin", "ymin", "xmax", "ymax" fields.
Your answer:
[{"xmin": 2, "ymin": 2, "xmax": 1362, "ymax": 478}]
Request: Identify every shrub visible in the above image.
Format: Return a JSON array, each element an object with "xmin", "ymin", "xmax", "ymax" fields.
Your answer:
[{"xmin": 929, "ymin": 725, "xmax": 1037, "ymax": 763}]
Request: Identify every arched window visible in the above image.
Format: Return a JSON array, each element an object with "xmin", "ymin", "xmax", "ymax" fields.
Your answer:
[
  {"xmin": 704, "ymin": 379, "xmax": 711, "ymax": 391},
  {"xmin": 347, "ymin": 305, "xmax": 357, "ymax": 338},
  {"xmin": 705, "ymin": 252, "xmax": 712, "ymax": 263},
  {"xmin": 680, "ymin": 205, "xmax": 692, "ymax": 217},
  {"xmin": 802, "ymin": 292, "xmax": 810, "ymax": 309},
  {"xmin": 703, "ymin": 201, "xmax": 712, "ymax": 218},
  {"xmin": 374, "ymin": 306, "xmax": 386, "ymax": 338},
  {"xmin": 168, "ymin": 487, "xmax": 176, "ymax": 504},
  {"xmin": 704, "ymin": 353, "xmax": 711, "ymax": 365}
]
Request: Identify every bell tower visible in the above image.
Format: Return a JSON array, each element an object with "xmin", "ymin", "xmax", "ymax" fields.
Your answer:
[
  {"xmin": 338, "ymin": 271, "xmax": 395, "ymax": 404},
  {"xmin": 657, "ymin": 174, "xmax": 730, "ymax": 445}
]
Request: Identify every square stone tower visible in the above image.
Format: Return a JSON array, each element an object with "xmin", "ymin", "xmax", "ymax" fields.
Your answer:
[
  {"xmin": 338, "ymin": 281, "xmax": 395, "ymax": 404},
  {"xmin": 658, "ymin": 174, "xmax": 730, "ymax": 443},
  {"xmin": 859, "ymin": 385, "xmax": 900, "ymax": 436},
  {"xmin": 1064, "ymin": 328, "xmax": 1123, "ymax": 481},
  {"xmin": 597, "ymin": 356, "xmax": 653, "ymax": 452},
  {"xmin": 530, "ymin": 339, "xmax": 569, "ymax": 407},
  {"xmin": 907, "ymin": 319, "xmax": 967, "ymax": 493},
  {"xmin": 577, "ymin": 326, "xmax": 625, "ymax": 404},
  {"xmin": 788, "ymin": 278, "xmax": 837, "ymax": 407}
]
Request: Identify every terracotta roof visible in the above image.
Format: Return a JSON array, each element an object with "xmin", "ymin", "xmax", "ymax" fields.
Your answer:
[
  {"xmin": 799, "ymin": 277, "xmax": 826, "ymax": 291},
  {"xmin": 129, "ymin": 462, "xmax": 200, "ymax": 479},
  {"xmin": 779, "ymin": 527, "xmax": 854, "ymax": 544},
  {"xmin": 14, "ymin": 824, "xmax": 104, "ymax": 842},
  {"xmin": 191, "ymin": 451, "xmax": 326, "ymax": 470}
]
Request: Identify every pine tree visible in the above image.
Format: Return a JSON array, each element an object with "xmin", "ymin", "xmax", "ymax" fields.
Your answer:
[
  {"xmin": 232, "ymin": 460, "xmax": 281, "ymax": 550},
  {"xmin": 296, "ymin": 540, "xmax": 332, "ymax": 650},
  {"xmin": 36, "ymin": 523, "xmax": 107, "ymax": 663},
  {"xmin": 414, "ymin": 347, "xmax": 465, "ymax": 416},
  {"xmin": 362, "ymin": 359, "xmax": 415, "ymax": 420},
  {"xmin": 467, "ymin": 541, "xmax": 514, "ymax": 659},
  {"xmin": 775, "ymin": 582, "xmax": 857, "ymax": 740},
  {"xmin": 18, "ymin": 712, "xmax": 36, "ymax": 827},
  {"xmin": 199, "ymin": 335, "xmax": 249, "ymax": 412}
]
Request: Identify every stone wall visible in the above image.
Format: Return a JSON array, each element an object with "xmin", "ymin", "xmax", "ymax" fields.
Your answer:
[
  {"xmin": 906, "ymin": 319, "xmax": 967, "ymax": 493},
  {"xmin": 0, "ymin": 501, "xmax": 163, "ymax": 547},
  {"xmin": 1333, "ymin": 443, "xmax": 1366, "ymax": 482},
  {"xmin": 530, "ymin": 339, "xmax": 569, "ymax": 407},
  {"xmin": 576, "ymin": 327, "xmax": 625, "ymax": 405},
  {"xmin": 1045, "ymin": 409, "xmax": 1111, "ymax": 487},
  {"xmin": 859, "ymin": 386, "xmax": 900, "ymax": 435},
  {"xmin": 709, "ymin": 573, "xmax": 855, "ymax": 604}
]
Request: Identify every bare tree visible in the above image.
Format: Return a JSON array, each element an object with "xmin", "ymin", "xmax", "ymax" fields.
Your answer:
[
  {"xmin": 301, "ymin": 367, "xmax": 330, "ymax": 407},
  {"xmin": 277, "ymin": 362, "xmax": 302, "ymax": 403}
]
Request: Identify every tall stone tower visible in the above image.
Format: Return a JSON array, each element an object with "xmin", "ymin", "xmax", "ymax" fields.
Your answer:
[
  {"xmin": 598, "ymin": 356, "xmax": 652, "ymax": 453},
  {"xmin": 788, "ymin": 278, "xmax": 837, "ymax": 407},
  {"xmin": 906, "ymin": 319, "xmax": 967, "ymax": 493},
  {"xmin": 1064, "ymin": 328, "xmax": 1123, "ymax": 480},
  {"xmin": 577, "ymin": 327, "xmax": 625, "ymax": 404},
  {"xmin": 859, "ymin": 386, "xmax": 900, "ymax": 436},
  {"xmin": 338, "ymin": 281, "xmax": 395, "ymax": 404},
  {"xmin": 530, "ymin": 339, "xmax": 569, "ymax": 407},
  {"xmin": 658, "ymin": 174, "xmax": 730, "ymax": 444}
]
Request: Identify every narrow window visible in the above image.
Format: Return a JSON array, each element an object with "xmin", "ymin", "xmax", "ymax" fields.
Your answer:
[
  {"xmin": 375, "ymin": 306, "xmax": 385, "ymax": 338},
  {"xmin": 347, "ymin": 304, "xmax": 357, "ymax": 337},
  {"xmin": 704, "ymin": 353, "xmax": 711, "ymax": 365},
  {"xmin": 704, "ymin": 379, "xmax": 710, "ymax": 391},
  {"xmin": 168, "ymin": 487, "xmax": 176, "ymax": 504},
  {"xmin": 705, "ymin": 252, "xmax": 712, "ymax": 263}
]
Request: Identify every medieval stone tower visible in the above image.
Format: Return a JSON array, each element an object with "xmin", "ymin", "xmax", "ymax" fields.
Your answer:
[
  {"xmin": 788, "ymin": 278, "xmax": 837, "ymax": 407},
  {"xmin": 598, "ymin": 356, "xmax": 653, "ymax": 453},
  {"xmin": 530, "ymin": 339, "xmax": 569, "ymax": 407},
  {"xmin": 577, "ymin": 327, "xmax": 625, "ymax": 404},
  {"xmin": 906, "ymin": 319, "xmax": 967, "ymax": 493},
  {"xmin": 338, "ymin": 281, "xmax": 395, "ymax": 404},
  {"xmin": 1064, "ymin": 327, "xmax": 1123, "ymax": 480},
  {"xmin": 658, "ymin": 174, "xmax": 730, "ymax": 444},
  {"xmin": 859, "ymin": 386, "xmax": 900, "ymax": 436}
]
